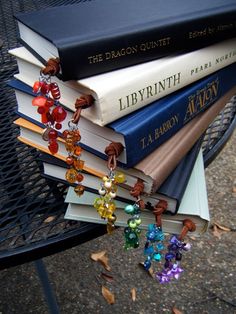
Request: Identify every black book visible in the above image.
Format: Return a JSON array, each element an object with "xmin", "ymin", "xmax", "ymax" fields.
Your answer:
[{"xmin": 15, "ymin": 0, "xmax": 236, "ymax": 80}]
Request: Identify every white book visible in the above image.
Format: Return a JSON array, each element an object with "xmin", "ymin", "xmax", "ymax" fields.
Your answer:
[
  {"xmin": 9, "ymin": 37, "xmax": 236, "ymax": 126},
  {"xmin": 64, "ymin": 150, "xmax": 210, "ymax": 236}
]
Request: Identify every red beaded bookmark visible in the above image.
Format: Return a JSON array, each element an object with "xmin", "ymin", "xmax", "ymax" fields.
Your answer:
[
  {"xmin": 31, "ymin": 58, "xmax": 94, "ymax": 195},
  {"xmin": 32, "ymin": 59, "xmax": 67, "ymax": 154}
]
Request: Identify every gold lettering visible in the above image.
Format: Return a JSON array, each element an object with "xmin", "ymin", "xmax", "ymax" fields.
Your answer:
[
  {"xmin": 184, "ymin": 79, "xmax": 219, "ymax": 122},
  {"xmin": 140, "ymin": 115, "xmax": 179, "ymax": 149},
  {"xmin": 118, "ymin": 73, "xmax": 182, "ymax": 111},
  {"xmin": 87, "ymin": 54, "xmax": 103, "ymax": 64}
]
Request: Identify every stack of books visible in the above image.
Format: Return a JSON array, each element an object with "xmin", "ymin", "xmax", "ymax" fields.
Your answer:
[{"xmin": 9, "ymin": 0, "xmax": 236, "ymax": 236}]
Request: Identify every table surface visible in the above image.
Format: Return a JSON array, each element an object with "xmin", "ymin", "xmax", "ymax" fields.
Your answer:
[{"xmin": 0, "ymin": 0, "xmax": 235, "ymax": 270}]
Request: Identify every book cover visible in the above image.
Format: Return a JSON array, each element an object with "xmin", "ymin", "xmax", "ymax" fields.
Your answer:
[
  {"xmin": 14, "ymin": 0, "xmax": 236, "ymax": 80},
  {"xmin": 13, "ymin": 82, "xmax": 235, "ymax": 195},
  {"xmin": 10, "ymin": 61, "xmax": 236, "ymax": 167},
  {"xmin": 39, "ymin": 135, "xmax": 203, "ymax": 214},
  {"xmin": 64, "ymin": 149, "xmax": 210, "ymax": 237},
  {"xmin": 9, "ymin": 39, "xmax": 236, "ymax": 126}
]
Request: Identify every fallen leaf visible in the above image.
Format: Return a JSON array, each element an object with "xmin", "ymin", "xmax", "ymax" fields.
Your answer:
[
  {"xmin": 138, "ymin": 262, "xmax": 155, "ymax": 278},
  {"xmin": 90, "ymin": 251, "xmax": 111, "ymax": 271},
  {"xmin": 43, "ymin": 216, "xmax": 56, "ymax": 223},
  {"xmin": 131, "ymin": 288, "xmax": 136, "ymax": 301},
  {"xmin": 172, "ymin": 307, "xmax": 183, "ymax": 314},
  {"xmin": 101, "ymin": 272, "xmax": 114, "ymax": 283},
  {"xmin": 232, "ymin": 186, "xmax": 236, "ymax": 193},
  {"xmin": 189, "ymin": 236, "xmax": 196, "ymax": 241},
  {"xmin": 212, "ymin": 224, "xmax": 221, "ymax": 239},
  {"xmin": 213, "ymin": 222, "xmax": 231, "ymax": 232},
  {"xmin": 102, "ymin": 286, "xmax": 115, "ymax": 304}
]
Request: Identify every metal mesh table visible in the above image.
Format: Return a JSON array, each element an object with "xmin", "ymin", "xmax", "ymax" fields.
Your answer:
[{"xmin": 0, "ymin": 0, "xmax": 236, "ymax": 270}]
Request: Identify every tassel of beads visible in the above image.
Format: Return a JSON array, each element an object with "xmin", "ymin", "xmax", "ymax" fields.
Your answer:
[{"xmin": 156, "ymin": 219, "xmax": 195, "ymax": 283}]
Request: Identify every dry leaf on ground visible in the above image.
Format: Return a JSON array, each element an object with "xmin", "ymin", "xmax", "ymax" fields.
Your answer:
[
  {"xmin": 102, "ymin": 285, "xmax": 115, "ymax": 304},
  {"xmin": 101, "ymin": 272, "xmax": 114, "ymax": 283},
  {"xmin": 213, "ymin": 222, "xmax": 231, "ymax": 232},
  {"xmin": 43, "ymin": 216, "xmax": 56, "ymax": 223},
  {"xmin": 90, "ymin": 250, "xmax": 111, "ymax": 271},
  {"xmin": 212, "ymin": 224, "xmax": 222, "ymax": 239},
  {"xmin": 172, "ymin": 307, "xmax": 183, "ymax": 314},
  {"xmin": 131, "ymin": 288, "xmax": 136, "ymax": 301}
]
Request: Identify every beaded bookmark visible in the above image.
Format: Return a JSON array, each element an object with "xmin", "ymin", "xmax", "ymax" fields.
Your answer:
[
  {"xmin": 123, "ymin": 179, "xmax": 145, "ymax": 249},
  {"xmin": 32, "ymin": 58, "xmax": 94, "ymax": 195},
  {"xmin": 94, "ymin": 142, "xmax": 126, "ymax": 234},
  {"xmin": 143, "ymin": 200, "xmax": 167, "ymax": 271},
  {"xmin": 156, "ymin": 219, "xmax": 196, "ymax": 283},
  {"xmin": 32, "ymin": 59, "xmax": 67, "ymax": 154},
  {"xmin": 63, "ymin": 97, "xmax": 93, "ymax": 196}
]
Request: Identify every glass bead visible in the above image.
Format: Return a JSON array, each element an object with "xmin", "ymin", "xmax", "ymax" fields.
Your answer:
[
  {"xmin": 107, "ymin": 214, "xmax": 117, "ymax": 223},
  {"xmin": 153, "ymin": 253, "xmax": 162, "ymax": 261},
  {"xmin": 33, "ymin": 81, "xmax": 41, "ymax": 93},
  {"xmin": 94, "ymin": 197, "xmax": 104, "ymax": 209},
  {"xmin": 48, "ymin": 129, "xmax": 58, "ymax": 140},
  {"xmin": 135, "ymin": 218, "xmax": 141, "ymax": 225},
  {"xmin": 32, "ymin": 95, "xmax": 47, "ymax": 107},
  {"xmin": 37, "ymin": 106, "xmax": 46, "ymax": 114},
  {"xmin": 99, "ymin": 188, "xmax": 106, "ymax": 196},
  {"xmin": 74, "ymin": 184, "xmax": 85, "ymax": 196},
  {"xmin": 114, "ymin": 172, "xmax": 126, "ymax": 183},
  {"xmin": 144, "ymin": 246, "xmax": 154, "ymax": 255},
  {"xmin": 48, "ymin": 141, "xmax": 58, "ymax": 154},
  {"xmin": 66, "ymin": 156, "xmax": 74, "ymax": 165},
  {"xmin": 40, "ymin": 82, "xmax": 50, "ymax": 94},
  {"xmin": 45, "ymin": 98, "xmax": 54, "ymax": 107},
  {"xmin": 124, "ymin": 204, "xmax": 134, "ymax": 214},
  {"xmin": 55, "ymin": 123, "xmax": 62, "ymax": 130},
  {"xmin": 128, "ymin": 219, "xmax": 137, "ymax": 229},
  {"xmin": 157, "ymin": 243, "xmax": 164, "ymax": 250},
  {"xmin": 52, "ymin": 106, "xmax": 67, "ymax": 122},
  {"xmin": 175, "ymin": 252, "xmax": 182, "ymax": 261},
  {"xmin": 62, "ymin": 130, "xmax": 69, "ymax": 138},
  {"xmin": 109, "ymin": 191, "xmax": 116, "ymax": 198},
  {"xmin": 65, "ymin": 168, "xmax": 78, "ymax": 183},
  {"xmin": 73, "ymin": 130, "xmax": 81, "ymax": 141},
  {"xmin": 104, "ymin": 179, "xmax": 112, "ymax": 189},
  {"xmin": 144, "ymin": 260, "xmax": 151, "ymax": 270},
  {"xmin": 73, "ymin": 159, "xmax": 84, "ymax": 171},
  {"xmin": 74, "ymin": 146, "xmax": 83, "ymax": 156},
  {"xmin": 65, "ymin": 142, "xmax": 75, "ymax": 153},
  {"xmin": 77, "ymin": 173, "xmax": 84, "ymax": 182}
]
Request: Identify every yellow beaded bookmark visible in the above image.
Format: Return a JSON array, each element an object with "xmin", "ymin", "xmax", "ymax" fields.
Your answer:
[{"xmin": 94, "ymin": 142, "xmax": 126, "ymax": 234}]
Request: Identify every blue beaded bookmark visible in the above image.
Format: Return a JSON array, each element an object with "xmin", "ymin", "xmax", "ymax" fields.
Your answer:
[{"xmin": 143, "ymin": 200, "xmax": 167, "ymax": 271}]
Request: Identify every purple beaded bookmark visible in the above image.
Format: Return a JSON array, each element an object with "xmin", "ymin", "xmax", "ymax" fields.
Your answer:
[{"xmin": 156, "ymin": 219, "xmax": 196, "ymax": 283}]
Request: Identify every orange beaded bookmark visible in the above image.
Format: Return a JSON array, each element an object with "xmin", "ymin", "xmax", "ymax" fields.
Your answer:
[{"xmin": 63, "ymin": 98, "xmax": 94, "ymax": 196}]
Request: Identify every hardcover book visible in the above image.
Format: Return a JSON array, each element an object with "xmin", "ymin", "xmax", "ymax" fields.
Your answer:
[
  {"xmin": 39, "ymin": 135, "xmax": 203, "ymax": 215},
  {"xmin": 64, "ymin": 149, "xmax": 210, "ymax": 237},
  {"xmin": 10, "ymin": 61, "xmax": 236, "ymax": 167},
  {"xmin": 14, "ymin": 0, "xmax": 236, "ymax": 80},
  {"xmin": 9, "ymin": 39, "xmax": 236, "ymax": 126},
  {"xmin": 13, "ymin": 85, "xmax": 236, "ymax": 194}
]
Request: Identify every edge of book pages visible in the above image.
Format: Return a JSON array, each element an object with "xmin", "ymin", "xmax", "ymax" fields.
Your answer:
[{"xmin": 64, "ymin": 149, "xmax": 210, "ymax": 237}]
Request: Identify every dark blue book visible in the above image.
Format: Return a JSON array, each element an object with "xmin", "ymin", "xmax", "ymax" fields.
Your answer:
[
  {"xmin": 15, "ymin": 0, "xmax": 236, "ymax": 80},
  {"xmin": 39, "ymin": 135, "xmax": 203, "ymax": 214},
  {"xmin": 10, "ymin": 62, "xmax": 236, "ymax": 168}
]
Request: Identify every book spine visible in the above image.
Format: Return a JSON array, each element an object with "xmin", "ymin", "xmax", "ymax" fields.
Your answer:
[
  {"xmin": 98, "ymin": 39, "xmax": 236, "ymax": 125},
  {"xmin": 58, "ymin": 13, "xmax": 236, "ymax": 80},
  {"xmin": 122, "ymin": 63, "xmax": 236, "ymax": 167}
]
